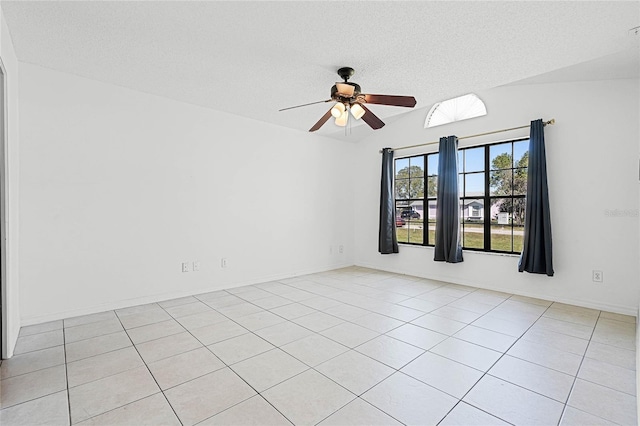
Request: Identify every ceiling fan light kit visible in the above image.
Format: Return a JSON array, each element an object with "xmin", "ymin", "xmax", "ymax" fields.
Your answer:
[
  {"xmin": 279, "ymin": 67, "xmax": 417, "ymax": 132},
  {"xmin": 330, "ymin": 102, "xmax": 346, "ymax": 118},
  {"xmin": 350, "ymin": 103, "xmax": 365, "ymax": 120},
  {"xmin": 335, "ymin": 110, "xmax": 349, "ymax": 127}
]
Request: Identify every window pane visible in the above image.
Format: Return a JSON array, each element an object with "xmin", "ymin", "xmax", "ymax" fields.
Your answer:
[
  {"xmin": 428, "ymin": 200, "xmax": 437, "ymax": 245},
  {"xmin": 513, "ymin": 167, "xmax": 527, "ymax": 195},
  {"xmin": 490, "ymin": 198, "xmax": 513, "ymax": 252},
  {"xmin": 489, "ymin": 143, "xmax": 511, "ymax": 170},
  {"xmin": 395, "ymin": 203, "xmax": 410, "ymax": 218},
  {"xmin": 427, "ymin": 176, "xmax": 438, "ymax": 197},
  {"xmin": 458, "ymin": 174, "xmax": 463, "ymax": 195},
  {"xmin": 409, "ymin": 156, "xmax": 424, "ymax": 178},
  {"xmin": 400, "ymin": 202, "xmax": 423, "ymax": 221},
  {"xmin": 490, "ymin": 169, "xmax": 513, "ymax": 196},
  {"xmin": 465, "ymin": 173, "xmax": 485, "ymax": 196},
  {"xmin": 462, "ymin": 198, "xmax": 484, "ymax": 221},
  {"xmin": 462, "ymin": 225, "xmax": 484, "ymax": 249},
  {"xmin": 461, "ymin": 198, "xmax": 484, "ymax": 249},
  {"xmin": 514, "ymin": 140, "xmax": 529, "ymax": 168},
  {"xmin": 395, "ymin": 178, "xmax": 410, "ymax": 198},
  {"xmin": 513, "ymin": 230, "xmax": 524, "ymax": 253},
  {"xmin": 458, "ymin": 150, "xmax": 464, "ymax": 171},
  {"xmin": 491, "ymin": 225, "xmax": 512, "ymax": 252},
  {"xmin": 396, "ymin": 224, "xmax": 409, "ymax": 244},
  {"xmin": 512, "ymin": 197, "xmax": 525, "ymax": 253},
  {"xmin": 428, "ymin": 154, "xmax": 439, "ymax": 176},
  {"xmin": 491, "ymin": 198, "xmax": 508, "ymax": 223},
  {"xmin": 410, "ymin": 178, "xmax": 425, "ymax": 198},
  {"xmin": 464, "ymin": 147, "xmax": 484, "ymax": 172},
  {"xmin": 408, "ymin": 227, "xmax": 423, "ymax": 244},
  {"xmin": 408, "ymin": 201, "xmax": 424, "ymax": 244},
  {"xmin": 511, "ymin": 198, "xmax": 526, "ymax": 226},
  {"xmin": 395, "ymin": 158, "xmax": 409, "ymax": 179},
  {"xmin": 397, "ymin": 201, "xmax": 424, "ymax": 244}
]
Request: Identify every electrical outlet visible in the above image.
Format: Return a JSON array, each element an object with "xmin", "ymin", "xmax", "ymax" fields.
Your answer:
[
  {"xmin": 592, "ymin": 270, "xmax": 603, "ymax": 282},
  {"xmin": 221, "ymin": 258, "xmax": 228, "ymax": 268},
  {"xmin": 181, "ymin": 262, "xmax": 189, "ymax": 273},
  {"xmin": 193, "ymin": 261, "xmax": 200, "ymax": 272},
  {"xmin": 339, "ymin": 245, "xmax": 344, "ymax": 254}
]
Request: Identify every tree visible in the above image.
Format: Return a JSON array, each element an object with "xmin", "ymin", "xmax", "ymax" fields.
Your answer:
[
  {"xmin": 427, "ymin": 175, "xmax": 438, "ymax": 197},
  {"xmin": 514, "ymin": 151, "xmax": 528, "ymax": 195},
  {"xmin": 395, "ymin": 165, "xmax": 424, "ymax": 199}
]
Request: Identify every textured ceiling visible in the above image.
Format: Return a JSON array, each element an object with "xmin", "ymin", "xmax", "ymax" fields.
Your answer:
[{"xmin": 2, "ymin": 1, "xmax": 639, "ymax": 140}]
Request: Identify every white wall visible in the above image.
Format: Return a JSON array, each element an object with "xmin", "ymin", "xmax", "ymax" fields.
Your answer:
[
  {"xmin": 0, "ymin": 10, "xmax": 20, "ymax": 358},
  {"xmin": 354, "ymin": 78, "xmax": 640, "ymax": 315},
  {"xmin": 18, "ymin": 63, "xmax": 354, "ymax": 325},
  {"xmin": 14, "ymin": 61, "xmax": 640, "ymax": 328}
]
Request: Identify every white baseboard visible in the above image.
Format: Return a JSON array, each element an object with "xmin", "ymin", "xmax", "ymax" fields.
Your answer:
[
  {"xmin": 20, "ymin": 261, "xmax": 353, "ymax": 327},
  {"xmin": 354, "ymin": 260, "xmax": 638, "ymax": 316},
  {"xmin": 21, "ymin": 260, "xmax": 636, "ymax": 326}
]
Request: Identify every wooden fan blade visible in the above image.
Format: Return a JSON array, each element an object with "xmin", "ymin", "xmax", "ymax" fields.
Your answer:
[
  {"xmin": 364, "ymin": 94, "xmax": 417, "ymax": 108},
  {"xmin": 279, "ymin": 99, "xmax": 332, "ymax": 112},
  {"xmin": 309, "ymin": 108, "xmax": 333, "ymax": 132},
  {"xmin": 359, "ymin": 105, "xmax": 385, "ymax": 130}
]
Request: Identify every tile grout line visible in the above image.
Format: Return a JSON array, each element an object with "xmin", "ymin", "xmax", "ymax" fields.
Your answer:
[
  {"xmin": 303, "ymin": 277, "xmax": 482, "ymax": 423},
  {"xmin": 434, "ymin": 294, "xmax": 557, "ymax": 425},
  {"xmin": 300, "ymin": 270, "xmax": 616, "ymax": 419},
  {"xmin": 62, "ymin": 325, "xmax": 72, "ymax": 425},
  {"xmin": 222, "ymin": 298, "xmax": 419, "ymax": 419},
  {"xmin": 0, "ymin": 344, "xmax": 66, "ymax": 381},
  {"xmin": 555, "ymin": 310, "xmax": 609, "ymax": 426},
  {"xmin": 199, "ymin": 278, "xmax": 627, "ymax": 425},
  {"xmin": 112, "ymin": 309, "xmax": 184, "ymax": 426},
  {"xmin": 154, "ymin": 297, "xmax": 296, "ymax": 425},
  {"xmin": 7, "ymin": 268, "xmax": 636, "ymax": 425},
  {"xmin": 58, "ymin": 309, "xmax": 183, "ymax": 424},
  {"xmin": 270, "ymin": 282, "xmax": 493, "ymax": 424},
  {"xmin": 1, "ymin": 328, "xmax": 73, "ymax": 420},
  {"xmin": 235, "ymin": 274, "xmax": 566, "ymax": 424},
  {"xmin": 159, "ymin": 288, "xmax": 395, "ymax": 425}
]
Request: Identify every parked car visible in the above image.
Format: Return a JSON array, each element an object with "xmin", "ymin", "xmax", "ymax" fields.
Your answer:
[
  {"xmin": 396, "ymin": 217, "xmax": 406, "ymax": 227},
  {"xmin": 400, "ymin": 209, "xmax": 420, "ymax": 219}
]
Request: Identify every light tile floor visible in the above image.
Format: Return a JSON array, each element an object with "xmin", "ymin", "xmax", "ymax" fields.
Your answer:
[{"xmin": 1, "ymin": 267, "xmax": 637, "ymax": 425}]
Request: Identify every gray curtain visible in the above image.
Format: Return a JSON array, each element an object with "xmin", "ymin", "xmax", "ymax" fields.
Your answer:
[
  {"xmin": 519, "ymin": 119, "xmax": 554, "ymax": 276},
  {"xmin": 434, "ymin": 136, "xmax": 463, "ymax": 263},
  {"xmin": 379, "ymin": 148, "xmax": 399, "ymax": 254}
]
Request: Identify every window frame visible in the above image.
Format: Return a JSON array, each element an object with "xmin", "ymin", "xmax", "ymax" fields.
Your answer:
[{"xmin": 393, "ymin": 137, "xmax": 528, "ymax": 254}]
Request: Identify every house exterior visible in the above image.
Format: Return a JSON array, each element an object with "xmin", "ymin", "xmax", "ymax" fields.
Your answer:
[{"xmin": 462, "ymin": 200, "xmax": 484, "ymax": 221}]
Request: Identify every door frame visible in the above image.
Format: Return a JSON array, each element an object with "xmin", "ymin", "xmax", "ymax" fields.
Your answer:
[{"xmin": 0, "ymin": 57, "xmax": 9, "ymax": 359}]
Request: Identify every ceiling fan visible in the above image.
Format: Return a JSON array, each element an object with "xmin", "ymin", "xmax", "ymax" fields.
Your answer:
[{"xmin": 279, "ymin": 67, "xmax": 417, "ymax": 132}]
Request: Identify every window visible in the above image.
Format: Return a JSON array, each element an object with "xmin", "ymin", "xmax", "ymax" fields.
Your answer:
[
  {"xmin": 394, "ymin": 156, "xmax": 425, "ymax": 244},
  {"xmin": 424, "ymin": 94, "xmax": 487, "ymax": 128},
  {"xmin": 393, "ymin": 138, "xmax": 528, "ymax": 254}
]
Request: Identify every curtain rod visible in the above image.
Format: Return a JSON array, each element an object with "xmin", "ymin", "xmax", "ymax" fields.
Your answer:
[{"xmin": 379, "ymin": 119, "xmax": 555, "ymax": 153}]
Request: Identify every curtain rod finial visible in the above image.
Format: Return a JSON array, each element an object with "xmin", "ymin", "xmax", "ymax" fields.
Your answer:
[{"xmin": 545, "ymin": 118, "xmax": 555, "ymax": 126}]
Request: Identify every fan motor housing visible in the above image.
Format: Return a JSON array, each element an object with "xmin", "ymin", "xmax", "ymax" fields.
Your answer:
[{"xmin": 331, "ymin": 82, "xmax": 361, "ymax": 101}]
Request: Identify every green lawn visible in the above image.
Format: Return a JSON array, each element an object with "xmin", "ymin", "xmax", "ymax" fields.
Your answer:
[
  {"xmin": 397, "ymin": 224, "xmax": 523, "ymax": 252},
  {"xmin": 461, "ymin": 232, "xmax": 523, "ymax": 251},
  {"xmin": 396, "ymin": 227, "xmax": 425, "ymax": 244}
]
